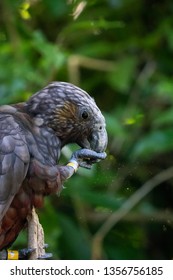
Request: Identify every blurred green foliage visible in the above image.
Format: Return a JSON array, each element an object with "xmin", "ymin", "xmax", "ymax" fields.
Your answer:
[{"xmin": 1, "ymin": 0, "xmax": 173, "ymax": 259}]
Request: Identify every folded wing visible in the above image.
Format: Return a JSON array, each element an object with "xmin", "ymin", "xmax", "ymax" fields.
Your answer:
[{"xmin": 0, "ymin": 113, "xmax": 30, "ymax": 221}]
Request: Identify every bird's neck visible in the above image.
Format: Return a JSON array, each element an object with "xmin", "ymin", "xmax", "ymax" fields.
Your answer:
[{"xmin": 12, "ymin": 103, "xmax": 62, "ymax": 165}]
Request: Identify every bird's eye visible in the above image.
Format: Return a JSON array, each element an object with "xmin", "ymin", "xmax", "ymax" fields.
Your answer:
[{"xmin": 81, "ymin": 110, "xmax": 89, "ymax": 119}]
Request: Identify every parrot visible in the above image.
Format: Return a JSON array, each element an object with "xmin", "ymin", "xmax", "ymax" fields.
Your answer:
[{"xmin": 0, "ymin": 82, "xmax": 107, "ymax": 259}]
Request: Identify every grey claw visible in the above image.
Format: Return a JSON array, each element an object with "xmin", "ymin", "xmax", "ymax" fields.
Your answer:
[
  {"xmin": 38, "ymin": 252, "xmax": 53, "ymax": 259},
  {"xmin": 79, "ymin": 161, "xmax": 92, "ymax": 169}
]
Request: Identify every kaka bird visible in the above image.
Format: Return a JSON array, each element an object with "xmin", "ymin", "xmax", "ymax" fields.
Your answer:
[{"xmin": 0, "ymin": 82, "xmax": 107, "ymax": 259}]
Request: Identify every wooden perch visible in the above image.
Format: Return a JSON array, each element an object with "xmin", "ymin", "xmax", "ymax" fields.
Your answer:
[{"xmin": 27, "ymin": 207, "xmax": 45, "ymax": 260}]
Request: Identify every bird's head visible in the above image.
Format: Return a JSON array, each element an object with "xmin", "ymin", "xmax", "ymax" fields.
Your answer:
[{"xmin": 26, "ymin": 82, "xmax": 108, "ymax": 153}]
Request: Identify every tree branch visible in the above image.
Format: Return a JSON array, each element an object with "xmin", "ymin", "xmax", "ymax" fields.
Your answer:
[
  {"xmin": 68, "ymin": 55, "xmax": 115, "ymax": 85},
  {"xmin": 27, "ymin": 207, "xmax": 45, "ymax": 260},
  {"xmin": 92, "ymin": 166, "xmax": 173, "ymax": 259},
  {"xmin": 87, "ymin": 210, "xmax": 173, "ymax": 224}
]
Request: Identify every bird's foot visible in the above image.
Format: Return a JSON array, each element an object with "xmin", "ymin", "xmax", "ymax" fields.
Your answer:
[
  {"xmin": 37, "ymin": 252, "xmax": 52, "ymax": 259},
  {"xmin": 37, "ymin": 243, "xmax": 52, "ymax": 259},
  {"xmin": 70, "ymin": 148, "xmax": 107, "ymax": 169},
  {"xmin": 0, "ymin": 248, "xmax": 34, "ymax": 260},
  {"xmin": 18, "ymin": 248, "xmax": 35, "ymax": 259},
  {"xmin": 0, "ymin": 244, "xmax": 52, "ymax": 260}
]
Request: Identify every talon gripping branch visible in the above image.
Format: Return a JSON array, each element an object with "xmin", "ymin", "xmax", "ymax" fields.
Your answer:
[{"xmin": 0, "ymin": 82, "xmax": 107, "ymax": 259}]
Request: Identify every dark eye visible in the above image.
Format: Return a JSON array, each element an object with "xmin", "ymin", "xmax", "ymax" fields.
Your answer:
[{"xmin": 81, "ymin": 110, "xmax": 89, "ymax": 119}]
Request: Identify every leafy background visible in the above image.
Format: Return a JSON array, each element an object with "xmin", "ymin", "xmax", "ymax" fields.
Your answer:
[{"xmin": 1, "ymin": 0, "xmax": 173, "ymax": 259}]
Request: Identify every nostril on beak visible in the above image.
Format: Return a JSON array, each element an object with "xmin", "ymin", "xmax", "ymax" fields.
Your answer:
[{"xmin": 88, "ymin": 125, "xmax": 107, "ymax": 152}]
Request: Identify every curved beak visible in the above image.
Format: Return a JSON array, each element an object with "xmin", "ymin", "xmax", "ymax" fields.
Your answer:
[
  {"xmin": 77, "ymin": 126, "xmax": 108, "ymax": 153},
  {"xmin": 88, "ymin": 125, "xmax": 108, "ymax": 153}
]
